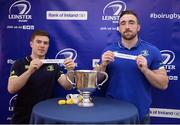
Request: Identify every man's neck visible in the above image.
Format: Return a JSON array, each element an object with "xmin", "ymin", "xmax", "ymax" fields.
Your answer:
[
  {"xmin": 31, "ymin": 54, "xmax": 45, "ymax": 59},
  {"xmin": 121, "ymin": 37, "xmax": 138, "ymax": 49}
]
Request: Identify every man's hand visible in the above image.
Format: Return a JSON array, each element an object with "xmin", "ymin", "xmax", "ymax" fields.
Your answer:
[
  {"xmin": 63, "ymin": 58, "xmax": 75, "ymax": 71},
  {"xmin": 101, "ymin": 50, "xmax": 115, "ymax": 66},
  {"xmin": 29, "ymin": 58, "xmax": 43, "ymax": 73},
  {"xmin": 136, "ymin": 55, "xmax": 148, "ymax": 73},
  {"xmin": 58, "ymin": 58, "xmax": 75, "ymax": 90}
]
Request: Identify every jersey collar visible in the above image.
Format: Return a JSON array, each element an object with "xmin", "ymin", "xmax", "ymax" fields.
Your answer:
[
  {"xmin": 26, "ymin": 56, "xmax": 48, "ymax": 62},
  {"xmin": 26, "ymin": 56, "xmax": 32, "ymax": 62},
  {"xmin": 118, "ymin": 39, "xmax": 141, "ymax": 50}
]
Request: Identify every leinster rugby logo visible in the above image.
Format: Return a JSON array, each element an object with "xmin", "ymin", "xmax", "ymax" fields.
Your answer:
[
  {"xmin": 9, "ymin": 94, "xmax": 18, "ymax": 111},
  {"xmin": 8, "ymin": 0, "xmax": 32, "ymax": 22},
  {"xmin": 161, "ymin": 50, "xmax": 177, "ymax": 80},
  {"xmin": 103, "ymin": 1, "xmax": 126, "ymax": 16},
  {"xmin": 102, "ymin": 1, "xmax": 126, "ymax": 23},
  {"xmin": 9, "ymin": 0, "xmax": 31, "ymax": 15},
  {"xmin": 55, "ymin": 48, "xmax": 77, "ymax": 66},
  {"xmin": 140, "ymin": 50, "xmax": 149, "ymax": 57},
  {"xmin": 160, "ymin": 50, "xmax": 175, "ymax": 65}
]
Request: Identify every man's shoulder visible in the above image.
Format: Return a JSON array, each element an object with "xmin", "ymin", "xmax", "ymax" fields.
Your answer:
[
  {"xmin": 140, "ymin": 39, "xmax": 160, "ymax": 50},
  {"xmin": 139, "ymin": 40, "xmax": 162, "ymax": 58},
  {"xmin": 104, "ymin": 42, "xmax": 118, "ymax": 50},
  {"xmin": 12, "ymin": 56, "xmax": 29, "ymax": 66}
]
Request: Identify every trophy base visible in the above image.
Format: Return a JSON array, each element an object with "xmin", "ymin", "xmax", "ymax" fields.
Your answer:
[
  {"xmin": 78, "ymin": 91, "xmax": 94, "ymax": 107},
  {"xmin": 78, "ymin": 102, "xmax": 94, "ymax": 107}
]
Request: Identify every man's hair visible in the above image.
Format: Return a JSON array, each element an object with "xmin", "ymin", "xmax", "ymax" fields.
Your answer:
[
  {"xmin": 119, "ymin": 10, "xmax": 139, "ymax": 23},
  {"xmin": 31, "ymin": 30, "xmax": 49, "ymax": 41}
]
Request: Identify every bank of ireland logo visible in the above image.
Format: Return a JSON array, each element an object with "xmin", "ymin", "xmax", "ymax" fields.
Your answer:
[
  {"xmin": 160, "ymin": 50, "xmax": 175, "ymax": 65},
  {"xmin": 102, "ymin": 1, "xmax": 126, "ymax": 23},
  {"xmin": 8, "ymin": 0, "xmax": 32, "ymax": 22},
  {"xmin": 55, "ymin": 48, "xmax": 77, "ymax": 67}
]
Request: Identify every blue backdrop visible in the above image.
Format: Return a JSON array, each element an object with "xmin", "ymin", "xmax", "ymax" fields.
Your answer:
[{"xmin": 0, "ymin": 0, "xmax": 180, "ymax": 123}]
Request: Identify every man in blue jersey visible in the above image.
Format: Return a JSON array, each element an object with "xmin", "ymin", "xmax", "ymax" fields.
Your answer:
[
  {"xmin": 8, "ymin": 30, "xmax": 75, "ymax": 123},
  {"xmin": 96, "ymin": 10, "xmax": 169, "ymax": 123}
]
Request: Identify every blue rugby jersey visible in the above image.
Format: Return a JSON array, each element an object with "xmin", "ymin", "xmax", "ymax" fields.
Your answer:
[{"xmin": 102, "ymin": 39, "xmax": 164, "ymax": 120}]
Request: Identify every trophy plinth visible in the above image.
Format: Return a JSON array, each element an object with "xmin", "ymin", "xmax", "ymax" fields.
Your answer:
[
  {"xmin": 67, "ymin": 70, "xmax": 108, "ymax": 107},
  {"xmin": 78, "ymin": 91, "xmax": 93, "ymax": 107}
]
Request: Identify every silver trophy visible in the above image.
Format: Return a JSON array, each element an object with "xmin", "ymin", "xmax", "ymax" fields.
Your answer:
[{"xmin": 67, "ymin": 70, "xmax": 108, "ymax": 107}]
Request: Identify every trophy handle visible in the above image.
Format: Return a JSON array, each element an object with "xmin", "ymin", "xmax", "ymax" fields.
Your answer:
[
  {"xmin": 66, "ymin": 71, "xmax": 76, "ymax": 87},
  {"xmin": 97, "ymin": 71, "xmax": 108, "ymax": 87}
]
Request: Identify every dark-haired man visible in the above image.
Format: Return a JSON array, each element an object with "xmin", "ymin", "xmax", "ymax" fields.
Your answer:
[
  {"xmin": 8, "ymin": 30, "xmax": 75, "ymax": 123},
  {"xmin": 96, "ymin": 10, "xmax": 169, "ymax": 123}
]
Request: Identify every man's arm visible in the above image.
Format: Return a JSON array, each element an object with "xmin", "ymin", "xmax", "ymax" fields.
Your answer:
[
  {"xmin": 58, "ymin": 72, "xmax": 73, "ymax": 90},
  {"xmin": 8, "ymin": 70, "xmax": 33, "ymax": 94},
  {"xmin": 57, "ymin": 58, "xmax": 75, "ymax": 90},
  {"xmin": 94, "ymin": 50, "xmax": 115, "ymax": 72},
  {"xmin": 8, "ymin": 59, "xmax": 43, "ymax": 94},
  {"xmin": 93, "ymin": 50, "xmax": 114, "ymax": 82},
  {"xmin": 136, "ymin": 55, "xmax": 169, "ymax": 90},
  {"xmin": 142, "ymin": 68, "xmax": 168, "ymax": 90},
  {"xmin": 94, "ymin": 62, "xmax": 108, "ymax": 72}
]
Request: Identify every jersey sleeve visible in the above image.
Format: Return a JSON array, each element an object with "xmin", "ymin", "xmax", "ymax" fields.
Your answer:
[
  {"xmin": 9, "ymin": 60, "xmax": 23, "ymax": 77},
  {"xmin": 55, "ymin": 64, "xmax": 64, "ymax": 80},
  {"xmin": 150, "ymin": 47, "xmax": 164, "ymax": 70}
]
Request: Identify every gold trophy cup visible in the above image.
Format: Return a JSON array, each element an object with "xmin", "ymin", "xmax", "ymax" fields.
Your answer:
[{"xmin": 67, "ymin": 70, "xmax": 108, "ymax": 107}]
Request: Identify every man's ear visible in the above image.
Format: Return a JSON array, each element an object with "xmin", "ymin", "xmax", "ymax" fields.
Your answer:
[
  {"xmin": 137, "ymin": 24, "xmax": 141, "ymax": 32},
  {"xmin": 30, "ymin": 41, "xmax": 32, "ymax": 48},
  {"xmin": 138, "ymin": 25, "xmax": 141, "ymax": 31}
]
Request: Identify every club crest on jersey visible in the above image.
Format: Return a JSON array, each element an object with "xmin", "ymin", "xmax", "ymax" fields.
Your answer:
[
  {"xmin": 47, "ymin": 65, "xmax": 55, "ymax": 71},
  {"xmin": 10, "ymin": 70, "xmax": 15, "ymax": 76},
  {"xmin": 140, "ymin": 50, "xmax": 149, "ymax": 57},
  {"xmin": 25, "ymin": 65, "xmax": 29, "ymax": 69}
]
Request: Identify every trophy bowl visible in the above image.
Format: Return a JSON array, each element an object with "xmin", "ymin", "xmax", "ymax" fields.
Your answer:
[{"xmin": 67, "ymin": 70, "xmax": 108, "ymax": 107}]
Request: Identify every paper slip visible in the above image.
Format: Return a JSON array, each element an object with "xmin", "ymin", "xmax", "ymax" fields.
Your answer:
[
  {"xmin": 113, "ymin": 52, "xmax": 137, "ymax": 60},
  {"xmin": 41, "ymin": 59, "xmax": 64, "ymax": 64}
]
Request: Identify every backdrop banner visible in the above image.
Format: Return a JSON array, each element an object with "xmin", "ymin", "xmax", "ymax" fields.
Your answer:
[{"xmin": 0, "ymin": 0, "xmax": 180, "ymax": 123}]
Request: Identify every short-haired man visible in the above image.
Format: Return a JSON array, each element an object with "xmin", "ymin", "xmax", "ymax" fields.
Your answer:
[
  {"xmin": 96, "ymin": 10, "xmax": 169, "ymax": 123},
  {"xmin": 8, "ymin": 30, "xmax": 75, "ymax": 123}
]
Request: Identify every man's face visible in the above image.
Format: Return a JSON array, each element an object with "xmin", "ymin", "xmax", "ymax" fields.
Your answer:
[
  {"xmin": 119, "ymin": 14, "xmax": 140, "ymax": 40},
  {"xmin": 30, "ymin": 35, "xmax": 49, "ymax": 57}
]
